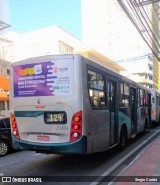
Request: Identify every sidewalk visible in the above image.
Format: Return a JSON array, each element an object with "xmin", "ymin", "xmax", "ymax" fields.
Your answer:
[{"xmin": 111, "ymin": 134, "xmax": 160, "ymax": 185}]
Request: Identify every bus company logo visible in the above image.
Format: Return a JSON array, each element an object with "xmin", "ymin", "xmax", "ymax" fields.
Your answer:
[
  {"xmin": 53, "ymin": 67, "xmax": 59, "ymax": 73},
  {"xmin": 18, "ymin": 64, "xmax": 42, "ymax": 76},
  {"xmin": 52, "ymin": 67, "xmax": 68, "ymax": 73}
]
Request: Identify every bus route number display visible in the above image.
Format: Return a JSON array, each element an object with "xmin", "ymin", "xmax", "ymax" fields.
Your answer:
[{"xmin": 44, "ymin": 112, "xmax": 66, "ymax": 124}]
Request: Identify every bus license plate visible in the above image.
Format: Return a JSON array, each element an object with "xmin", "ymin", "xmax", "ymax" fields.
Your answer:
[
  {"xmin": 37, "ymin": 135, "xmax": 50, "ymax": 141},
  {"xmin": 44, "ymin": 112, "xmax": 66, "ymax": 124}
]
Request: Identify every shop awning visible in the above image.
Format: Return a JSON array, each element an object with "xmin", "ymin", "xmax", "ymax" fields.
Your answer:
[
  {"xmin": 0, "ymin": 76, "xmax": 9, "ymax": 90},
  {"xmin": 0, "ymin": 76, "xmax": 9, "ymax": 101},
  {"xmin": 0, "ymin": 92, "xmax": 9, "ymax": 101}
]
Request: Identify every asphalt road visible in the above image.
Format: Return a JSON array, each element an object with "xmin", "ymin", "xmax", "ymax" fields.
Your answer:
[{"xmin": 0, "ymin": 126, "xmax": 160, "ymax": 185}]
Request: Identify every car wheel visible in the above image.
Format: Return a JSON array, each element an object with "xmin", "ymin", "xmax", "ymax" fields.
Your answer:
[{"xmin": 0, "ymin": 141, "xmax": 9, "ymax": 157}]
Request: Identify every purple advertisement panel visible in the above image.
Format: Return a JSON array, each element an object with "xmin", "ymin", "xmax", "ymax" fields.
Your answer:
[{"xmin": 13, "ymin": 60, "xmax": 74, "ymax": 97}]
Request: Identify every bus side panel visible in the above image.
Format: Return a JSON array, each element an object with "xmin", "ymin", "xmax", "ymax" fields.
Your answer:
[
  {"xmin": 137, "ymin": 107, "xmax": 146, "ymax": 132},
  {"xmin": 85, "ymin": 109, "xmax": 110, "ymax": 154},
  {"xmin": 81, "ymin": 58, "xmax": 110, "ymax": 154},
  {"xmin": 119, "ymin": 108, "xmax": 131, "ymax": 137}
]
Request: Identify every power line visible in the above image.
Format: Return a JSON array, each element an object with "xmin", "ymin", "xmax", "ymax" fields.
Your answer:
[
  {"xmin": 116, "ymin": 53, "xmax": 153, "ymax": 63},
  {"xmin": 116, "ymin": 0, "xmax": 160, "ymax": 61}
]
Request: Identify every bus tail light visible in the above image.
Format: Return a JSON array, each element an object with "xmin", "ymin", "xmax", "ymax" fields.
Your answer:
[
  {"xmin": 10, "ymin": 113, "xmax": 20, "ymax": 140},
  {"xmin": 70, "ymin": 111, "xmax": 82, "ymax": 142}
]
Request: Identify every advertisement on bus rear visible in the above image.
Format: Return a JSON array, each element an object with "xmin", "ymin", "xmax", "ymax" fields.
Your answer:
[{"xmin": 13, "ymin": 60, "xmax": 73, "ymax": 97}]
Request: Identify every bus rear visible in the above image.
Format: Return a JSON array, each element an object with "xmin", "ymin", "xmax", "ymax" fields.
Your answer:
[{"xmin": 10, "ymin": 54, "xmax": 87, "ymax": 154}]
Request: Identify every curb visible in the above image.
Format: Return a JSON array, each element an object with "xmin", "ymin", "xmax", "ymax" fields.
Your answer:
[{"xmin": 90, "ymin": 130, "xmax": 160, "ymax": 185}]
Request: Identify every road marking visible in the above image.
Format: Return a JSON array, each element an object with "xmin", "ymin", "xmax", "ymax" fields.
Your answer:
[
  {"xmin": 33, "ymin": 153, "xmax": 41, "ymax": 156},
  {"xmin": 90, "ymin": 130, "xmax": 160, "ymax": 185}
]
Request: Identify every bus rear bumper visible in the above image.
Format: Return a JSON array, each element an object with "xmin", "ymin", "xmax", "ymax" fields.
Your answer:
[{"xmin": 12, "ymin": 136, "xmax": 87, "ymax": 155}]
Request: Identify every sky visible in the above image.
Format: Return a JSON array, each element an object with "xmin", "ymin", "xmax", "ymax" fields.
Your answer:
[{"xmin": 9, "ymin": 0, "xmax": 82, "ymax": 39}]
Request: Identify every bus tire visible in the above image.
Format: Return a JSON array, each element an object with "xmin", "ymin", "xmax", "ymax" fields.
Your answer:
[
  {"xmin": 119, "ymin": 127, "xmax": 127, "ymax": 150},
  {"xmin": 143, "ymin": 119, "xmax": 147, "ymax": 133}
]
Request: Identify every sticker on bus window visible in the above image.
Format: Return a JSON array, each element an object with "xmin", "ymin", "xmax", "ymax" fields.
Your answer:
[{"xmin": 13, "ymin": 60, "xmax": 73, "ymax": 97}]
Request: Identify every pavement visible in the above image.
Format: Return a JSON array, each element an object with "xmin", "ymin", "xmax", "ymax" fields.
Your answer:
[{"xmin": 109, "ymin": 133, "xmax": 160, "ymax": 185}]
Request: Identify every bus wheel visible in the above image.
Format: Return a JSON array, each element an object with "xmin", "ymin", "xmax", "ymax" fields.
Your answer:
[
  {"xmin": 143, "ymin": 119, "xmax": 147, "ymax": 133},
  {"xmin": 119, "ymin": 127, "xmax": 127, "ymax": 150},
  {"xmin": 145, "ymin": 118, "xmax": 148, "ymax": 129}
]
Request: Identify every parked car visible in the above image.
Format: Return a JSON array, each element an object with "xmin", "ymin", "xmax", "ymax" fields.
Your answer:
[{"xmin": 0, "ymin": 117, "xmax": 12, "ymax": 157}]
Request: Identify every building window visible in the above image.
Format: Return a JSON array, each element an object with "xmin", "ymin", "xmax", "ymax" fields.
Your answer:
[
  {"xmin": 59, "ymin": 41, "xmax": 74, "ymax": 54},
  {"xmin": 7, "ymin": 69, "xmax": 10, "ymax": 76},
  {"xmin": 148, "ymin": 64, "xmax": 153, "ymax": 71},
  {"xmin": 88, "ymin": 69, "xmax": 106, "ymax": 108}
]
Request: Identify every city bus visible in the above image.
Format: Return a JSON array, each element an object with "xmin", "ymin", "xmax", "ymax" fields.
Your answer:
[
  {"xmin": 10, "ymin": 54, "xmax": 151, "ymax": 155},
  {"xmin": 150, "ymin": 88, "xmax": 160, "ymax": 125}
]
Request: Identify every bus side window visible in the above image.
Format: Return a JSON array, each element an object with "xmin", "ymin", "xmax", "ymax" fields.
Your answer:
[
  {"xmin": 100, "ymin": 97, "xmax": 104, "ymax": 105},
  {"xmin": 119, "ymin": 82, "xmax": 129, "ymax": 107},
  {"xmin": 138, "ymin": 89, "xmax": 144, "ymax": 107},
  {"xmin": 88, "ymin": 69, "xmax": 106, "ymax": 108},
  {"xmin": 138, "ymin": 89, "xmax": 140, "ymax": 107},
  {"xmin": 144, "ymin": 91, "xmax": 148, "ymax": 106},
  {"xmin": 89, "ymin": 89, "xmax": 106, "ymax": 108}
]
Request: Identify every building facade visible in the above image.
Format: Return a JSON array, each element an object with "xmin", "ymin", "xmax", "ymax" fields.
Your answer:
[
  {"xmin": 4, "ymin": 25, "xmax": 88, "ymax": 62},
  {"xmin": 120, "ymin": 56, "xmax": 153, "ymax": 89},
  {"xmin": 3, "ymin": 25, "xmax": 125, "ymax": 74},
  {"xmin": 81, "ymin": 0, "xmax": 156, "ymax": 89},
  {"xmin": 151, "ymin": 2, "xmax": 160, "ymax": 90},
  {"xmin": 0, "ymin": 0, "xmax": 11, "ymax": 117}
]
